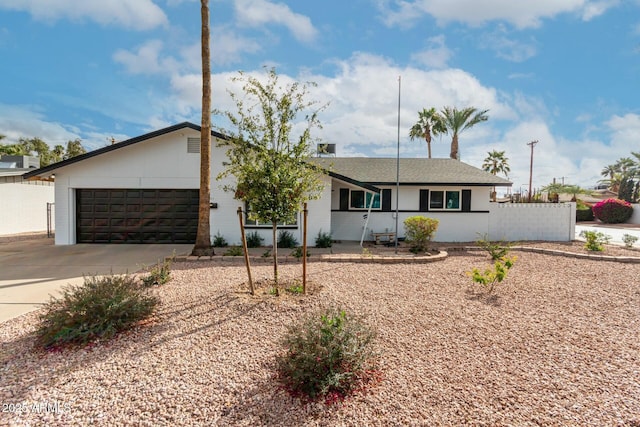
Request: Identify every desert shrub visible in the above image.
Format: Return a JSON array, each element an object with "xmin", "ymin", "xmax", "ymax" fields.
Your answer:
[
  {"xmin": 468, "ymin": 256, "xmax": 517, "ymax": 294},
  {"xmin": 245, "ymin": 231, "xmax": 264, "ymax": 248},
  {"xmin": 223, "ymin": 246, "xmax": 243, "ymax": 256},
  {"xmin": 141, "ymin": 258, "xmax": 172, "ymax": 287},
  {"xmin": 576, "ymin": 201, "xmax": 594, "ymax": 222},
  {"xmin": 213, "ymin": 231, "xmax": 228, "ymax": 247},
  {"xmin": 315, "ymin": 230, "xmax": 333, "ymax": 248},
  {"xmin": 579, "ymin": 230, "xmax": 611, "ymax": 251},
  {"xmin": 36, "ymin": 274, "xmax": 158, "ymax": 348},
  {"xmin": 476, "ymin": 233, "xmax": 511, "ymax": 260},
  {"xmin": 291, "ymin": 246, "xmax": 310, "ymax": 259},
  {"xmin": 592, "ymin": 198, "xmax": 633, "ymax": 224},
  {"xmin": 403, "ymin": 216, "xmax": 439, "ymax": 252},
  {"xmin": 278, "ymin": 230, "xmax": 298, "ymax": 248},
  {"xmin": 277, "ymin": 308, "xmax": 377, "ymax": 401},
  {"xmin": 622, "ymin": 234, "xmax": 638, "ymax": 249}
]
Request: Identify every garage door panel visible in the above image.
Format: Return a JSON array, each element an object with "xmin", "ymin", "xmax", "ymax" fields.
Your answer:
[{"xmin": 76, "ymin": 189, "xmax": 198, "ymax": 243}]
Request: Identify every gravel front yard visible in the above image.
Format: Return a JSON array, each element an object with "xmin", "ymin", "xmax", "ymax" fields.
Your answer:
[{"xmin": 1, "ymin": 247, "xmax": 639, "ymax": 426}]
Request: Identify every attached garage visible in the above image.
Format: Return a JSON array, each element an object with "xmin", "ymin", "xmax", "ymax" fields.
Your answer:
[{"xmin": 76, "ymin": 189, "xmax": 199, "ymax": 243}]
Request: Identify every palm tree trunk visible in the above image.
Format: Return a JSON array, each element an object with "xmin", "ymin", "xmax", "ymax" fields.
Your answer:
[
  {"xmin": 425, "ymin": 133, "xmax": 432, "ymax": 158},
  {"xmin": 193, "ymin": 0, "xmax": 212, "ymax": 254},
  {"xmin": 450, "ymin": 133, "xmax": 459, "ymax": 160}
]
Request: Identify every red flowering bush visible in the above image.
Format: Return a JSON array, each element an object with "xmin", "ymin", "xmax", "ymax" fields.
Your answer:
[{"xmin": 592, "ymin": 198, "xmax": 633, "ymax": 224}]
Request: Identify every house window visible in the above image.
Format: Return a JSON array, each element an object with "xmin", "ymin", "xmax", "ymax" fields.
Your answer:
[
  {"xmin": 244, "ymin": 203, "xmax": 298, "ymax": 227},
  {"xmin": 350, "ymin": 190, "xmax": 380, "ymax": 210},
  {"xmin": 430, "ymin": 190, "xmax": 460, "ymax": 210}
]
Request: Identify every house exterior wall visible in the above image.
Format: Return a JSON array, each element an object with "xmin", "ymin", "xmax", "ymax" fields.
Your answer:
[
  {"xmin": 629, "ymin": 204, "xmax": 640, "ymax": 224},
  {"xmin": 0, "ymin": 180, "xmax": 54, "ymax": 235},
  {"xmin": 488, "ymin": 202, "xmax": 576, "ymax": 241}
]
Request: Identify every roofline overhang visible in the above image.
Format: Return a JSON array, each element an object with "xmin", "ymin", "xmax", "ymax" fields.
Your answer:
[
  {"xmin": 326, "ymin": 171, "xmax": 381, "ymax": 193},
  {"xmin": 23, "ymin": 122, "xmax": 226, "ymax": 180},
  {"xmin": 364, "ymin": 181, "xmax": 513, "ymax": 187}
]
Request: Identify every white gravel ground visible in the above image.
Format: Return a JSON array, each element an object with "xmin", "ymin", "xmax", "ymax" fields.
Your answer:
[{"xmin": 1, "ymin": 244, "xmax": 639, "ymax": 426}]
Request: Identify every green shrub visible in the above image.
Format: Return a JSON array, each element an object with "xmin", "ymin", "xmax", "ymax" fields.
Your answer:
[
  {"xmin": 213, "ymin": 231, "xmax": 228, "ymax": 247},
  {"xmin": 468, "ymin": 256, "xmax": 517, "ymax": 294},
  {"xmin": 579, "ymin": 230, "xmax": 611, "ymax": 251},
  {"xmin": 315, "ymin": 230, "xmax": 333, "ymax": 248},
  {"xmin": 403, "ymin": 216, "xmax": 439, "ymax": 252},
  {"xmin": 285, "ymin": 282, "xmax": 304, "ymax": 294},
  {"xmin": 223, "ymin": 246, "xmax": 243, "ymax": 256},
  {"xmin": 622, "ymin": 234, "xmax": 638, "ymax": 249},
  {"xmin": 246, "ymin": 231, "xmax": 264, "ymax": 248},
  {"xmin": 592, "ymin": 198, "xmax": 633, "ymax": 224},
  {"xmin": 36, "ymin": 274, "xmax": 159, "ymax": 349},
  {"xmin": 277, "ymin": 230, "xmax": 298, "ymax": 248},
  {"xmin": 291, "ymin": 246, "xmax": 310, "ymax": 259},
  {"xmin": 476, "ymin": 233, "xmax": 511, "ymax": 260},
  {"xmin": 277, "ymin": 308, "xmax": 377, "ymax": 401},
  {"xmin": 576, "ymin": 201, "xmax": 594, "ymax": 222},
  {"xmin": 141, "ymin": 258, "xmax": 172, "ymax": 287}
]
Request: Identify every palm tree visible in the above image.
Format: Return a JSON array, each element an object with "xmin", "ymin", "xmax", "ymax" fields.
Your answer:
[
  {"xmin": 408, "ymin": 108, "xmax": 446, "ymax": 158},
  {"xmin": 440, "ymin": 106, "xmax": 489, "ymax": 160},
  {"xmin": 193, "ymin": 0, "xmax": 213, "ymax": 255},
  {"xmin": 482, "ymin": 150, "xmax": 510, "ymax": 201}
]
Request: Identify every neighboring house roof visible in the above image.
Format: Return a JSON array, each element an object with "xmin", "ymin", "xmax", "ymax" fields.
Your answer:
[
  {"xmin": 24, "ymin": 122, "xmax": 227, "ymax": 180},
  {"xmin": 311, "ymin": 157, "xmax": 512, "ymax": 186}
]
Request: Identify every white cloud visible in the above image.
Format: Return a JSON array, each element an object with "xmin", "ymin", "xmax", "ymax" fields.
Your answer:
[
  {"xmin": 0, "ymin": 0, "xmax": 168, "ymax": 30},
  {"xmin": 209, "ymin": 26, "xmax": 262, "ymax": 66},
  {"xmin": 378, "ymin": 0, "xmax": 616, "ymax": 29},
  {"xmin": 479, "ymin": 26, "xmax": 538, "ymax": 62},
  {"xmin": 113, "ymin": 40, "xmax": 180, "ymax": 75},
  {"xmin": 234, "ymin": 0, "xmax": 318, "ymax": 42},
  {"xmin": 410, "ymin": 35, "xmax": 454, "ymax": 69}
]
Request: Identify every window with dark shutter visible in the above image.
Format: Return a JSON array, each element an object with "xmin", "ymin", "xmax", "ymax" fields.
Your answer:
[
  {"xmin": 382, "ymin": 189, "xmax": 391, "ymax": 211},
  {"xmin": 462, "ymin": 190, "xmax": 471, "ymax": 212},
  {"xmin": 339, "ymin": 189, "xmax": 349, "ymax": 211},
  {"xmin": 419, "ymin": 189, "xmax": 429, "ymax": 211}
]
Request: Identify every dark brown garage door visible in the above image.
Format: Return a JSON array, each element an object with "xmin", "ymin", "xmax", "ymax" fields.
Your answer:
[{"xmin": 76, "ymin": 189, "xmax": 199, "ymax": 243}]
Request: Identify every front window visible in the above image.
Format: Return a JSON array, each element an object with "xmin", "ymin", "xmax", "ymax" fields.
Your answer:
[
  {"xmin": 350, "ymin": 190, "xmax": 380, "ymax": 210},
  {"xmin": 430, "ymin": 190, "xmax": 460, "ymax": 210}
]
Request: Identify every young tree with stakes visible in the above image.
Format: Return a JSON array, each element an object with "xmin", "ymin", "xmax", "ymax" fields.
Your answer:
[{"xmin": 217, "ymin": 68, "xmax": 325, "ymax": 293}]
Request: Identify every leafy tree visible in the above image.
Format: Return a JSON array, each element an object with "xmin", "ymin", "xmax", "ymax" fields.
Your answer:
[
  {"xmin": 217, "ymin": 68, "xmax": 325, "ymax": 291},
  {"xmin": 64, "ymin": 139, "xmax": 86, "ymax": 159},
  {"xmin": 541, "ymin": 183, "xmax": 590, "ymax": 202},
  {"xmin": 408, "ymin": 107, "xmax": 446, "ymax": 158},
  {"xmin": 440, "ymin": 106, "xmax": 489, "ymax": 160},
  {"xmin": 0, "ymin": 137, "xmax": 86, "ymax": 166},
  {"xmin": 52, "ymin": 145, "xmax": 65, "ymax": 163},
  {"xmin": 193, "ymin": 0, "xmax": 213, "ymax": 255}
]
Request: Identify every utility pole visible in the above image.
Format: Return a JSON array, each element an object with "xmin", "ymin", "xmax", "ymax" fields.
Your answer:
[{"xmin": 527, "ymin": 140, "xmax": 538, "ymax": 202}]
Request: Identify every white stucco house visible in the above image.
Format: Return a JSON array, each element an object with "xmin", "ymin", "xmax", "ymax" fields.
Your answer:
[{"xmin": 24, "ymin": 122, "xmax": 512, "ymax": 245}]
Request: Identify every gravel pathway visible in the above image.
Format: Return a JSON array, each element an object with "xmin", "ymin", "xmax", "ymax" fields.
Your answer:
[{"xmin": 1, "ymin": 246, "xmax": 639, "ymax": 426}]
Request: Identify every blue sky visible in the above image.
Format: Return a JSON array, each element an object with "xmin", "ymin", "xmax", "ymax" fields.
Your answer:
[{"xmin": 1, "ymin": 0, "xmax": 639, "ymax": 193}]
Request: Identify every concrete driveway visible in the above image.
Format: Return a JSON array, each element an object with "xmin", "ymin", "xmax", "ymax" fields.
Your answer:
[{"xmin": 0, "ymin": 238, "xmax": 192, "ymax": 323}]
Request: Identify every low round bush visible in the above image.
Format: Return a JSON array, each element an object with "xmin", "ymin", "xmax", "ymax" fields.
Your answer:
[
  {"xmin": 403, "ymin": 216, "xmax": 439, "ymax": 252},
  {"xmin": 576, "ymin": 201, "xmax": 594, "ymax": 222},
  {"xmin": 36, "ymin": 274, "xmax": 159, "ymax": 348},
  {"xmin": 592, "ymin": 198, "xmax": 633, "ymax": 224},
  {"xmin": 277, "ymin": 307, "xmax": 378, "ymax": 401}
]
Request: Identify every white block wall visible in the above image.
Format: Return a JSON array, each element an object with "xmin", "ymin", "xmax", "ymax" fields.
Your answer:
[
  {"xmin": 489, "ymin": 202, "xmax": 575, "ymax": 241},
  {"xmin": 629, "ymin": 204, "xmax": 640, "ymax": 224},
  {"xmin": 0, "ymin": 182, "xmax": 54, "ymax": 235}
]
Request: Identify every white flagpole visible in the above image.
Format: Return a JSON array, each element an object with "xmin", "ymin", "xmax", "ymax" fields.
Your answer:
[{"xmin": 395, "ymin": 75, "xmax": 401, "ymax": 254}]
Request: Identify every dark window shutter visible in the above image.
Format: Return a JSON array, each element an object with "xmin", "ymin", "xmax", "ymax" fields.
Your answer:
[
  {"xmin": 339, "ymin": 188, "xmax": 349, "ymax": 211},
  {"xmin": 462, "ymin": 190, "xmax": 471, "ymax": 212},
  {"xmin": 381, "ymin": 189, "xmax": 391, "ymax": 211},
  {"xmin": 419, "ymin": 189, "xmax": 429, "ymax": 212}
]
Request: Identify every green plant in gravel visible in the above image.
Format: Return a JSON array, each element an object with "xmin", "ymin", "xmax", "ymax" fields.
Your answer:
[
  {"xmin": 622, "ymin": 233, "xmax": 638, "ymax": 249},
  {"xmin": 468, "ymin": 256, "xmax": 517, "ymax": 294},
  {"xmin": 476, "ymin": 233, "xmax": 512, "ymax": 260},
  {"xmin": 403, "ymin": 216, "xmax": 438, "ymax": 252},
  {"xmin": 141, "ymin": 258, "xmax": 172, "ymax": 287},
  {"xmin": 291, "ymin": 246, "xmax": 310, "ymax": 259},
  {"xmin": 223, "ymin": 246, "xmax": 244, "ymax": 256},
  {"xmin": 213, "ymin": 231, "xmax": 228, "ymax": 247},
  {"xmin": 262, "ymin": 250, "xmax": 271, "ymax": 258},
  {"xmin": 277, "ymin": 307, "xmax": 378, "ymax": 401},
  {"xmin": 277, "ymin": 230, "xmax": 299, "ymax": 248},
  {"xmin": 315, "ymin": 230, "xmax": 333, "ymax": 248},
  {"xmin": 245, "ymin": 231, "xmax": 264, "ymax": 248},
  {"xmin": 579, "ymin": 230, "xmax": 611, "ymax": 252},
  {"xmin": 36, "ymin": 274, "xmax": 159, "ymax": 349},
  {"xmin": 286, "ymin": 282, "xmax": 304, "ymax": 294}
]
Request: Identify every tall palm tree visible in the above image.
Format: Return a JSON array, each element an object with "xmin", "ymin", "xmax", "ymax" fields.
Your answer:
[
  {"xmin": 408, "ymin": 108, "xmax": 446, "ymax": 158},
  {"xmin": 482, "ymin": 150, "xmax": 510, "ymax": 201},
  {"xmin": 193, "ymin": 0, "xmax": 212, "ymax": 255},
  {"xmin": 440, "ymin": 106, "xmax": 489, "ymax": 160}
]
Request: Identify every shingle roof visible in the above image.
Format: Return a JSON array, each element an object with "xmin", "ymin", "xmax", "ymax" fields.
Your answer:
[{"xmin": 311, "ymin": 157, "xmax": 512, "ymax": 186}]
